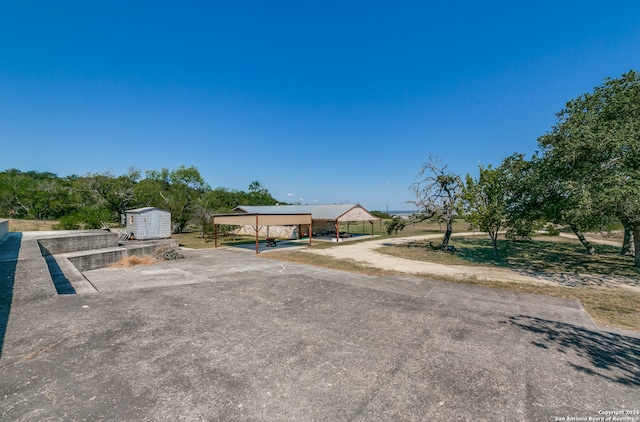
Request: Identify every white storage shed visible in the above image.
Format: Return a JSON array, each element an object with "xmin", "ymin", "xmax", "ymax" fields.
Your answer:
[{"xmin": 125, "ymin": 207, "xmax": 172, "ymax": 240}]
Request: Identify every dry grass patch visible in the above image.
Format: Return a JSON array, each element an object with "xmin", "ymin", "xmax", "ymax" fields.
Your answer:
[
  {"xmin": 6, "ymin": 218, "xmax": 59, "ymax": 231},
  {"xmin": 110, "ymin": 255, "xmax": 157, "ymax": 268},
  {"xmin": 263, "ymin": 250, "xmax": 401, "ymax": 277},
  {"xmin": 172, "ymin": 230, "xmax": 257, "ymax": 249}
]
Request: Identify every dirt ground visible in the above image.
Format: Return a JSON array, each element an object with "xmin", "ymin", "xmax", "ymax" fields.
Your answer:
[{"xmin": 300, "ymin": 232, "xmax": 640, "ymax": 293}]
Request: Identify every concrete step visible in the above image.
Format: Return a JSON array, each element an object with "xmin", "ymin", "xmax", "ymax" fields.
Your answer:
[{"xmin": 1, "ymin": 230, "xmax": 177, "ymax": 300}]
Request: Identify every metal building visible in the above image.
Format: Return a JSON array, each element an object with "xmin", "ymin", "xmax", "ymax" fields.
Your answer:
[
  {"xmin": 124, "ymin": 207, "xmax": 172, "ymax": 240},
  {"xmin": 232, "ymin": 203, "xmax": 380, "ymax": 241}
]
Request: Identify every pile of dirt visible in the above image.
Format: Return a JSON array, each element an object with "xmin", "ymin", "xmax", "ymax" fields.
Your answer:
[
  {"xmin": 109, "ymin": 246, "xmax": 184, "ymax": 268},
  {"xmin": 110, "ymin": 255, "xmax": 157, "ymax": 268}
]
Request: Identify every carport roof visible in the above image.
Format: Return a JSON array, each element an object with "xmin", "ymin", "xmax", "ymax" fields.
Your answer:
[
  {"xmin": 233, "ymin": 204, "xmax": 379, "ymax": 222},
  {"xmin": 212, "ymin": 213, "xmax": 312, "ymax": 226}
]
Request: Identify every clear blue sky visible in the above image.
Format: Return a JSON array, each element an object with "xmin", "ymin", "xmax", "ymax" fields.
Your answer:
[{"xmin": 1, "ymin": 1, "xmax": 639, "ymax": 211}]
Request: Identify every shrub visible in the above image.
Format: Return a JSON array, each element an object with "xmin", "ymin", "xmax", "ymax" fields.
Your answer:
[{"xmin": 545, "ymin": 224, "xmax": 560, "ymax": 236}]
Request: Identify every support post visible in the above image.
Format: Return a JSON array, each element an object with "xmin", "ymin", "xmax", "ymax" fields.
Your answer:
[{"xmin": 255, "ymin": 214, "xmax": 259, "ymax": 254}]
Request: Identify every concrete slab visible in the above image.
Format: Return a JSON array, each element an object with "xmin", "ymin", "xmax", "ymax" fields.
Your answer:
[{"xmin": 1, "ymin": 248, "xmax": 639, "ymax": 421}]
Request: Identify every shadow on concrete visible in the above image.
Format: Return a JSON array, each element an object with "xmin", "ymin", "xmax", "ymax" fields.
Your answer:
[
  {"xmin": 508, "ymin": 315, "xmax": 640, "ymax": 386},
  {"xmin": 37, "ymin": 242, "xmax": 76, "ymax": 295},
  {"xmin": 43, "ymin": 254, "xmax": 75, "ymax": 295},
  {"xmin": 0, "ymin": 233, "xmax": 22, "ymax": 358}
]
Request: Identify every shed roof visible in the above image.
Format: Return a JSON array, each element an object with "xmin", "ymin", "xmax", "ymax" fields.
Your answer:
[
  {"xmin": 126, "ymin": 207, "xmax": 168, "ymax": 214},
  {"xmin": 233, "ymin": 204, "xmax": 378, "ymax": 222}
]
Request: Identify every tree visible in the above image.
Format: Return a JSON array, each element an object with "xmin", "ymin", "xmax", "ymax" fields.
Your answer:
[
  {"xmin": 87, "ymin": 168, "xmax": 140, "ymax": 221},
  {"xmin": 535, "ymin": 154, "xmax": 601, "ymax": 255},
  {"xmin": 0, "ymin": 169, "xmax": 72, "ymax": 219},
  {"xmin": 245, "ymin": 180, "xmax": 278, "ymax": 205},
  {"xmin": 497, "ymin": 152, "xmax": 600, "ymax": 253},
  {"xmin": 460, "ymin": 165, "xmax": 506, "ymax": 260},
  {"xmin": 621, "ymin": 218, "xmax": 636, "ymax": 257},
  {"xmin": 498, "ymin": 154, "xmax": 544, "ymax": 242},
  {"xmin": 385, "ymin": 216, "xmax": 407, "ymax": 235},
  {"xmin": 201, "ymin": 187, "xmax": 242, "ymax": 213},
  {"xmin": 538, "ymin": 70, "xmax": 640, "ymax": 265},
  {"xmin": 406, "ymin": 156, "xmax": 463, "ymax": 250},
  {"xmin": 138, "ymin": 165, "xmax": 209, "ymax": 232}
]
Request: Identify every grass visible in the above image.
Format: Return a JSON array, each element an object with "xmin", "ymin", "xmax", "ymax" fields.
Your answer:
[
  {"xmin": 5, "ymin": 218, "xmax": 59, "ymax": 232},
  {"xmin": 172, "ymin": 230, "xmax": 258, "ymax": 249},
  {"xmin": 380, "ymin": 234, "xmax": 640, "ymax": 277},
  {"xmin": 264, "ymin": 250, "xmax": 403, "ymax": 277},
  {"xmin": 385, "ymin": 218, "xmax": 471, "ymax": 237}
]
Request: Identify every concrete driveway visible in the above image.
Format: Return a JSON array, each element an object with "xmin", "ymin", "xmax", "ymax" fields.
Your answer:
[{"xmin": 1, "ymin": 247, "xmax": 639, "ymax": 421}]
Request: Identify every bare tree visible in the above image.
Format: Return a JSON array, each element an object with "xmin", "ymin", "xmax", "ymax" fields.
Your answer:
[{"xmin": 408, "ymin": 156, "xmax": 463, "ymax": 250}]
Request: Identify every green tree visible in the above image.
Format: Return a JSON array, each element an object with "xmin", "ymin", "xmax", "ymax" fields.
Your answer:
[
  {"xmin": 498, "ymin": 154, "xmax": 544, "ymax": 242},
  {"xmin": 138, "ymin": 165, "xmax": 209, "ymax": 232},
  {"xmin": 245, "ymin": 180, "xmax": 278, "ymax": 205},
  {"xmin": 538, "ymin": 70, "xmax": 640, "ymax": 265},
  {"xmin": 460, "ymin": 165, "xmax": 506, "ymax": 260},
  {"xmin": 200, "ymin": 187, "xmax": 241, "ymax": 213},
  {"xmin": 0, "ymin": 169, "xmax": 72, "ymax": 219},
  {"xmin": 87, "ymin": 168, "xmax": 140, "ymax": 221}
]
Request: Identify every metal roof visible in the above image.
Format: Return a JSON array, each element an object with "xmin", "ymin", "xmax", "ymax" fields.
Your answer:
[
  {"xmin": 125, "ymin": 207, "xmax": 168, "ymax": 214},
  {"xmin": 233, "ymin": 204, "xmax": 378, "ymax": 222},
  {"xmin": 212, "ymin": 213, "xmax": 312, "ymax": 226}
]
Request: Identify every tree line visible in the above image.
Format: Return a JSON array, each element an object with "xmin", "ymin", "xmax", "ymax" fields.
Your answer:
[
  {"xmin": 0, "ymin": 165, "xmax": 280, "ymax": 233},
  {"xmin": 391, "ymin": 70, "xmax": 640, "ymax": 267}
]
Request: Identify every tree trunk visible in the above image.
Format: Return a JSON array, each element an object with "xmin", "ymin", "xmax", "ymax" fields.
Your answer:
[
  {"xmin": 441, "ymin": 219, "xmax": 453, "ymax": 250},
  {"xmin": 570, "ymin": 224, "xmax": 597, "ymax": 255},
  {"xmin": 633, "ymin": 224, "xmax": 640, "ymax": 268},
  {"xmin": 621, "ymin": 218, "xmax": 635, "ymax": 256},
  {"xmin": 490, "ymin": 232, "xmax": 500, "ymax": 261}
]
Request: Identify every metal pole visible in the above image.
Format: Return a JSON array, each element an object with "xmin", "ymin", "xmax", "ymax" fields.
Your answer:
[{"xmin": 255, "ymin": 214, "xmax": 259, "ymax": 254}]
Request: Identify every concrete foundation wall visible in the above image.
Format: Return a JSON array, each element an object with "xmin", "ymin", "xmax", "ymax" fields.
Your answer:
[
  {"xmin": 65, "ymin": 240, "xmax": 179, "ymax": 271},
  {"xmin": 38, "ymin": 231, "xmax": 119, "ymax": 255},
  {"xmin": 0, "ymin": 219, "xmax": 8, "ymax": 242}
]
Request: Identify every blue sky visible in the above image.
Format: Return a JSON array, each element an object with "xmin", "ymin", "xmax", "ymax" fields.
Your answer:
[{"xmin": 1, "ymin": 1, "xmax": 639, "ymax": 211}]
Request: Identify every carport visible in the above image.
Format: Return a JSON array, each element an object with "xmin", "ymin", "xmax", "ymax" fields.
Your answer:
[
  {"xmin": 212, "ymin": 213, "xmax": 313, "ymax": 254},
  {"xmin": 234, "ymin": 204, "xmax": 380, "ymax": 242}
]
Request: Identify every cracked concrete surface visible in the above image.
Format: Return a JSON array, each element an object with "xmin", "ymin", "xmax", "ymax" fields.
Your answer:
[{"xmin": 1, "ymin": 236, "xmax": 639, "ymax": 421}]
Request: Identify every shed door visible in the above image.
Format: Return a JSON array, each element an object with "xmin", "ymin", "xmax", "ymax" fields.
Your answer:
[{"xmin": 147, "ymin": 212, "xmax": 160, "ymax": 238}]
